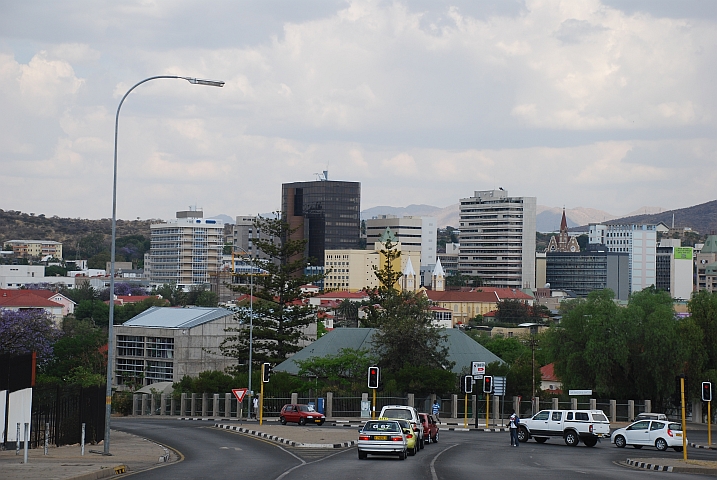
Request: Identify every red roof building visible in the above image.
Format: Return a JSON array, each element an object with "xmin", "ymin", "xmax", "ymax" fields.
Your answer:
[{"xmin": 540, "ymin": 363, "xmax": 562, "ymax": 394}]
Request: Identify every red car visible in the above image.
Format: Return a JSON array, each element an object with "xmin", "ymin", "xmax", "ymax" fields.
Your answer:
[
  {"xmin": 419, "ymin": 413, "xmax": 439, "ymax": 443},
  {"xmin": 279, "ymin": 404, "xmax": 326, "ymax": 426}
]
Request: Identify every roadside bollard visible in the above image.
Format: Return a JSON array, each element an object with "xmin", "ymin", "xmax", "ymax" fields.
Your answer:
[
  {"xmin": 44, "ymin": 423, "xmax": 49, "ymax": 455},
  {"xmin": 23, "ymin": 423, "xmax": 29, "ymax": 464},
  {"xmin": 16, "ymin": 423, "xmax": 20, "ymax": 455},
  {"xmin": 81, "ymin": 423, "xmax": 86, "ymax": 455}
]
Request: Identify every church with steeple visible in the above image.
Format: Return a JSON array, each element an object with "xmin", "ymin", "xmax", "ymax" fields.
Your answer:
[{"xmin": 545, "ymin": 209, "xmax": 580, "ymax": 253}]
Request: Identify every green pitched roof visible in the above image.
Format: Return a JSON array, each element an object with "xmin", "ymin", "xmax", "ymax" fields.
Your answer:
[
  {"xmin": 703, "ymin": 235, "xmax": 717, "ymax": 254},
  {"xmin": 274, "ymin": 327, "xmax": 504, "ymax": 375}
]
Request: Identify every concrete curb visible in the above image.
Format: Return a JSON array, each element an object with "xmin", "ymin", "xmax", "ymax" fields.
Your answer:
[
  {"xmin": 65, "ymin": 465, "xmax": 127, "ymax": 480},
  {"xmin": 624, "ymin": 458, "xmax": 674, "ymax": 472},
  {"xmin": 215, "ymin": 423, "xmax": 357, "ymax": 448},
  {"xmin": 690, "ymin": 442, "xmax": 717, "ymax": 450}
]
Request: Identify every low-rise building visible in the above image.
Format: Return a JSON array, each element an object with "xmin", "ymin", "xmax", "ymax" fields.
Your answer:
[
  {"xmin": 112, "ymin": 306, "xmax": 238, "ymax": 388},
  {"xmin": 4, "ymin": 240, "xmax": 63, "ymax": 259},
  {"xmin": 0, "ymin": 289, "xmax": 70, "ymax": 324}
]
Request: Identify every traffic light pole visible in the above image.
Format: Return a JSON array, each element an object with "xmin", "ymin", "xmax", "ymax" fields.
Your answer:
[
  {"xmin": 709, "ymin": 399, "xmax": 712, "ymax": 446},
  {"xmin": 680, "ymin": 377, "xmax": 687, "ymax": 460},
  {"xmin": 372, "ymin": 389, "xmax": 376, "ymax": 419},
  {"xmin": 259, "ymin": 378, "xmax": 265, "ymax": 426},
  {"xmin": 464, "ymin": 394, "xmax": 468, "ymax": 428},
  {"xmin": 486, "ymin": 393, "xmax": 490, "ymax": 428}
]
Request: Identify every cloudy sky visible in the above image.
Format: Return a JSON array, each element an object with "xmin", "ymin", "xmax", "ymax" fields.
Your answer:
[{"xmin": 2, "ymin": 0, "xmax": 716, "ymax": 221}]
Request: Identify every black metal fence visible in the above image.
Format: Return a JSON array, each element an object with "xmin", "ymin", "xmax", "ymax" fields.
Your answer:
[{"xmin": 28, "ymin": 385, "xmax": 105, "ymax": 448}]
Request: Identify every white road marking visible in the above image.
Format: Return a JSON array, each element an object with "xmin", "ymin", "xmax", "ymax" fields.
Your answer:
[{"xmin": 430, "ymin": 443, "xmax": 459, "ymax": 480}]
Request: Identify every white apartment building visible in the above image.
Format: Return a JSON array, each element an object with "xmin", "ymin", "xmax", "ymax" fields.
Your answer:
[
  {"xmin": 0, "ymin": 265, "xmax": 75, "ymax": 289},
  {"xmin": 589, "ymin": 223, "xmax": 657, "ymax": 294},
  {"xmin": 365, "ymin": 215, "xmax": 437, "ymax": 267},
  {"xmin": 148, "ymin": 210, "xmax": 224, "ymax": 289},
  {"xmin": 656, "ymin": 239, "xmax": 693, "ymax": 300},
  {"xmin": 458, "ymin": 189, "xmax": 537, "ymax": 288}
]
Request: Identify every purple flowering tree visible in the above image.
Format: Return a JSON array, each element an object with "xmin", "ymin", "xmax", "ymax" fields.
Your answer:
[{"xmin": 0, "ymin": 309, "xmax": 62, "ymax": 364}]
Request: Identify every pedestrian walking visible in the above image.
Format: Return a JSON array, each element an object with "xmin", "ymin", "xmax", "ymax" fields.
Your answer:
[
  {"xmin": 432, "ymin": 399, "xmax": 440, "ymax": 423},
  {"xmin": 509, "ymin": 412, "xmax": 520, "ymax": 447},
  {"xmin": 253, "ymin": 396, "xmax": 259, "ymax": 419}
]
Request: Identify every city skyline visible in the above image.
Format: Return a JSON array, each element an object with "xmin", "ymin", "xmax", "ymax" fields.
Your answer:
[{"xmin": 2, "ymin": 1, "xmax": 716, "ymax": 220}]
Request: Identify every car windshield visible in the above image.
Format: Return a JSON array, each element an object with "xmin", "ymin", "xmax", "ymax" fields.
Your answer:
[
  {"xmin": 363, "ymin": 421, "xmax": 400, "ymax": 433},
  {"xmin": 397, "ymin": 420, "xmax": 411, "ymax": 429},
  {"xmin": 383, "ymin": 409, "xmax": 412, "ymax": 420},
  {"xmin": 298, "ymin": 405, "xmax": 313, "ymax": 412}
]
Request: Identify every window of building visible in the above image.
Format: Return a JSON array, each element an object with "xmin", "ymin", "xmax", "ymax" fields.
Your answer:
[
  {"xmin": 116, "ymin": 358, "xmax": 144, "ymax": 385},
  {"xmin": 146, "ymin": 337, "xmax": 174, "ymax": 358},
  {"xmin": 118, "ymin": 335, "xmax": 144, "ymax": 356},
  {"xmin": 146, "ymin": 361, "xmax": 174, "ymax": 383}
]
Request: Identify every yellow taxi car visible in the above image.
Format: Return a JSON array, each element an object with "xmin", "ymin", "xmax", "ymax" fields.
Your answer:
[
  {"xmin": 395, "ymin": 419, "xmax": 419, "ymax": 456},
  {"xmin": 358, "ymin": 420, "xmax": 407, "ymax": 460}
]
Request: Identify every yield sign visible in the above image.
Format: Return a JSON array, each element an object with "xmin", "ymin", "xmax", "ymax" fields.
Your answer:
[{"xmin": 232, "ymin": 388, "xmax": 248, "ymax": 402}]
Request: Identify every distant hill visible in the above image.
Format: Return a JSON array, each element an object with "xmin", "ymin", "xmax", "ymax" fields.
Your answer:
[
  {"xmin": 362, "ymin": 204, "xmax": 637, "ymax": 231},
  {"xmin": 603, "ymin": 199, "xmax": 717, "ymax": 235},
  {"xmin": 0, "ymin": 209, "xmax": 155, "ymax": 258}
]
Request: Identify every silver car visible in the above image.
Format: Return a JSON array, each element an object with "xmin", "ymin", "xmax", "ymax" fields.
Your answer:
[{"xmin": 358, "ymin": 420, "xmax": 407, "ymax": 460}]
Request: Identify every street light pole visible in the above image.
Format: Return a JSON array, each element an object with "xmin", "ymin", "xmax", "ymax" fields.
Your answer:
[{"xmin": 104, "ymin": 75, "xmax": 224, "ymax": 454}]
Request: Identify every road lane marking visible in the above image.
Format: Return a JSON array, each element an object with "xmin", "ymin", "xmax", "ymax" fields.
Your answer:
[{"xmin": 430, "ymin": 443, "xmax": 459, "ymax": 480}]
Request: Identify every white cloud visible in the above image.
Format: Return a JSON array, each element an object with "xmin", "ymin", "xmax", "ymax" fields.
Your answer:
[{"xmin": 0, "ymin": 0, "xmax": 716, "ymax": 221}]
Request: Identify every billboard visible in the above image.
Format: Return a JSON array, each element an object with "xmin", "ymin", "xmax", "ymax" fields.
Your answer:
[{"xmin": 674, "ymin": 247, "xmax": 693, "ymax": 260}]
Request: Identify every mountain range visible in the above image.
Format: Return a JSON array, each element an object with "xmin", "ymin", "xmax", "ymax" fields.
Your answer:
[{"xmin": 360, "ymin": 204, "xmax": 669, "ymax": 232}]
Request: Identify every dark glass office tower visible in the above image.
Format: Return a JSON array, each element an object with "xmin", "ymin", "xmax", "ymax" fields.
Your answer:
[{"xmin": 282, "ymin": 180, "xmax": 361, "ymax": 266}]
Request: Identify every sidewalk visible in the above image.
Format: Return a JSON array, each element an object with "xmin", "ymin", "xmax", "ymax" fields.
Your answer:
[
  {"xmin": 0, "ymin": 429, "xmax": 175, "ymax": 480},
  {"xmin": 625, "ymin": 457, "xmax": 717, "ymax": 475}
]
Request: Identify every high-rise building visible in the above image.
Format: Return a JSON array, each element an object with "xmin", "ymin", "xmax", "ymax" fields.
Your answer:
[
  {"xmin": 458, "ymin": 189, "xmax": 537, "ymax": 288},
  {"xmin": 588, "ymin": 223, "xmax": 658, "ymax": 294},
  {"xmin": 282, "ymin": 178, "xmax": 361, "ymax": 265},
  {"xmin": 656, "ymin": 239, "xmax": 693, "ymax": 300},
  {"xmin": 366, "ymin": 214, "xmax": 437, "ymax": 285},
  {"xmin": 696, "ymin": 235, "xmax": 717, "ymax": 292},
  {"xmin": 232, "ymin": 215, "xmax": 274, "ymax": 260},
  {"xmin": 148, "ymin": 209, "xmax": 224, "ymax": 289}
]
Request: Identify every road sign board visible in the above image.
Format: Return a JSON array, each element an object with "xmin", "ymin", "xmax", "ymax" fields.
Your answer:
[
  {"xmin": 232, "ymin": 388, "xmax": 248, "ymax": 402},
  {"xmin": 471, "ymin": 361, "xmax": 485, "ymax": 377},
  {"xmin": 568, "ymin": 389, "xmax": 593, "ymax": 396},
  {"xmin": 493, "ymin": 376, "xmax": 506, "ymax": 396}
]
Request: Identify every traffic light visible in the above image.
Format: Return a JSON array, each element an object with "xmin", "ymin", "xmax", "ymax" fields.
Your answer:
[
  {"xmin": 368, "ymin": 366, "xmax": 380, "ymax": 389},
  {"xmin": 461, "ymin": 375, "xmax": 473, "ymax": 394},
  {"xmin": 262, "ymin": 363, "xmax": 272, "ymax": 383},
  {"xmin": 483, "ymin": 375, "xmax": 493, "ymax": 394},
  {"xmin": 703, "ymin": 381, "xmax": 713, "ymax": 402}
]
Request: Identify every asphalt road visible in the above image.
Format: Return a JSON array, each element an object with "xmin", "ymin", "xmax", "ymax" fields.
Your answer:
[{"xmin": 113, "ymin": 419, "xmax": 717, "ymax": 480}]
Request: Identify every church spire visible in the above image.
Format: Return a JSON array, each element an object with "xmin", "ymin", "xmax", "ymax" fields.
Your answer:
[{"xmin": 560, "ymin": 208, "xmax": 568, "ymax": 233}]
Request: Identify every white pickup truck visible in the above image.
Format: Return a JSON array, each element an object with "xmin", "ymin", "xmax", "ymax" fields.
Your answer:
[{"xmin": 516, "ymin": 410, "xmax": 611, "ymax": 447}]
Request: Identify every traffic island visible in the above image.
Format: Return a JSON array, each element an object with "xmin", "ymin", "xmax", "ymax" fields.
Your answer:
[
  {"xmin": 625, "ymin": 457, "xmax": 717, "ymax": 475},
  {"xmin": 215, "ymin": 423, "xmax": 358, "ymax": 448}
]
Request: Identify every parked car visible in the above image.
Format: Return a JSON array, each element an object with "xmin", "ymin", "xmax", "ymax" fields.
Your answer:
[
  {"xmin": 611, "ymin": 420, "xmax": 685, "ymax": 452},
  {"xmin": 279, "ymin": 404, "xmax": 326, "ymax": 425},
  {"xmin": 379, "ymin": 405, "xmax": 425, "ymax": 448},
  {"xmin": 358, "ymin": 420, "xmax": 407, "ymax": 460},
  {"xmin": 517, "ymin": 410, "xmax": 611, "ymax": 447},
  {"xmin": 419, "ymin": 413, "xmax": 439, "ymax": 444},
  {"xmin": 634, "ymin": 412, "xmax": 668, "ymax": 422}
]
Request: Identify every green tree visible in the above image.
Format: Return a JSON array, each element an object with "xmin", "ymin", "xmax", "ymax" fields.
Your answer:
[
  {"xmin": 45, "ymin": 265, "xmax": 67, "ymax": 277},
  {"xmin": 42, "ymin": 317, "xmax": 107, "ymax": 384},
  {"xmin": 335, "ymin": 299, "xmax": 359, "ymax": 328},
  {"xmin": 78, "ymin": 233, "xmax": 107, "ymax": 259},
  {"xmin": 363, "ymin": 239, "xmax": 454, "ymax": 379},
  {"xmin": 152, "ymin": 284, "xmax": 187, "ymax": 306},
  {"xmin": 219, "ymin": 215, "xmax": 323, "ymax": 369}
]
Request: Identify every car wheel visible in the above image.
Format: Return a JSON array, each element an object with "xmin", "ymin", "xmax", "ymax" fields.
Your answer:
[
  {"xmin": 432, "ymin": 432, "xmax": 439, "ymax": 443},
  {"xmin": 583, "ymin": 438, "xmax": 598, "ymax": 447},
  {"xmin": 398, "ymin": 450, "xmax": 406, "ymax": 460},
  {"xmin": 409, "ymin": 445, "xmax": 416, "ymax": 456},
  {"xmin": 517, "ymin": 426, "xmax": 529, "ymax": 442},
  {"xmin": 534, "ymin": 437, "xmax": 548, "ymax": 444},
  {"xmin": 632, "ymin": 445, "xmax": 642, "ymax": 449},
  {"xmin": 564, "ymin": 430, "xmax": 580, "ymax": 447},
  {"xmin": 614, "ymin": 435, "xmax": 626, "ymax": 448},
  {"xmin": 280, "ymin": 416, "xmax": 287, "ymax": 425},
  {"xmin": 358, "ymin": 450, "xmax": 367, "ymax": 460},
  {"xmin": 299, "ymin": 417, "xmax": 306, "ymax": 426},
  {"xmin": 655, "ymin": 438, "xmax": 668, "ymax": 451},
  {"xmin": 673, "ymin": 446, "xmax": 683, "ymax": 452}
]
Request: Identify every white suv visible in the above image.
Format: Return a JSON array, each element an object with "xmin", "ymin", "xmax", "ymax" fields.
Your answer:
[{"xmin": 379, "ymin": 405, "xmax": 425, "ymax": 448}]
